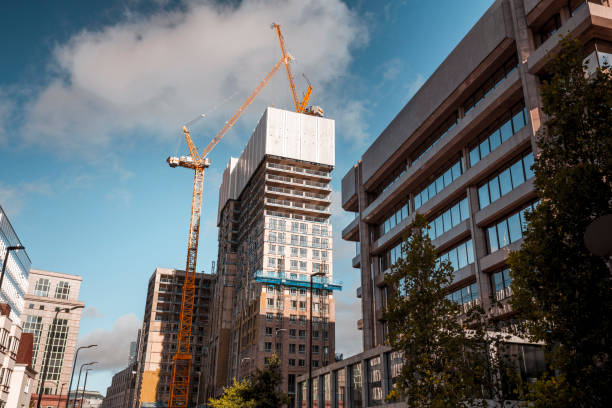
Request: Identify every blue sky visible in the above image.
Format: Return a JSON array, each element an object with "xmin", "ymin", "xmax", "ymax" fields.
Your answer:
[{"xmin": 0, "ymin": 0, "xmax": 494, "ymax": 395}]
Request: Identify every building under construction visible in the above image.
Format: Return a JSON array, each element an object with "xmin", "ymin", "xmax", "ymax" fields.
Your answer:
[{"xmin": 203, "ymin": 107, "xmax": 341, "ymax": 404}]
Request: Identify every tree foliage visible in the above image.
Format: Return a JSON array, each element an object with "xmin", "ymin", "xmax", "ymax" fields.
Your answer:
[
  {"xmin": 508, "ymin": 36, "xmax": 612, "ymax": 407},
  {"xmin": 208, "ymin": 354, "xmax": 290, "ymax": 408},
  {"xmin": 384, "ymin": 214, "xmax": 506, "ymax": 407}
]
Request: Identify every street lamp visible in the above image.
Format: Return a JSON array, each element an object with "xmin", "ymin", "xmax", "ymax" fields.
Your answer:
[
  {"xmin": 0, "ymin": 245, "xmax": 24, "ymax": 293},
  {"xmin": 66, "ymin": 344, "xmax": 97, "ymax": 408},
  {"xmin": 71, "ymin": 361, "xmax": 97, "ymax": 408},
  {"xmin": 308, "ymin": 271, "xmax": 326, "ymax": 408},
  {"xmin": 56, "ymin": 383, "xmax": 66, "ymax": 408},
  {"xmin": 37, "ymin": 305, "xmax": 84, "ymax": 408},
  {"xmin": 79, "ymin": 368, "xmax": 93, "ymax": 408}
]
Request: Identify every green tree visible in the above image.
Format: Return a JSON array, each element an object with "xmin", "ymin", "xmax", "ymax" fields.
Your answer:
[
  {"xmin": 508, "ymin": 36, "xmax": 612, "ymax": 407},
  {"xmin": 384, "ymin": 214, "xmax": 500, "ymax": 407},
  {"xmin": 208, "ymin": 378, "xmax": 255, "ymax": 408},
  {"xmin": 241, "ymin": 354, "xmax": 291, "ymax": 408},
  {"xmin": 208, "ymin": 354, "xmax": 290, "ymax": 408}
]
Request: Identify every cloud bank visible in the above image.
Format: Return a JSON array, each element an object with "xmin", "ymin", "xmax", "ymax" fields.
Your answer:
[{"xmin": 18, "ymin": 0, "xmax": 366, "ymax": 154}]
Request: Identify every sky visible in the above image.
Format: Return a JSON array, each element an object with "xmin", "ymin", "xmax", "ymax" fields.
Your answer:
[{"xmin": 0, "ymin": 0, "xmax": 495, "ymax": 396}]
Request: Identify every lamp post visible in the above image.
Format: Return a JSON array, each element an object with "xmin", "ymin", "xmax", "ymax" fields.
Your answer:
[
  {"xmin": 308, "ymin": 271, "xmax": 326, "ymax": 408},
  {"xmin": 71, "ymin": 362, "xmax": 97, "ymax": 408},
  {"xmin": 66, "ymin": 344, "xmax": 97, "ymax": 408},
  {"xmin": 56, "ymin": 383, "xmax": 66, "ymax": 408},
  {"xmin": 79, "ymin": 368, "xmax": 93, "ymax": 408},
  {"xmin": 0, "ymin": 245, "xmax": 24, "ymax": 292},
  {"xmin": 37, "ymin": 305, "xmax": 84, "ymax": 408}
]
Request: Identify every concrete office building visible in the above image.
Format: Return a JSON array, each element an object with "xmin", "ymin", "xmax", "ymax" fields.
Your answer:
[
  {"xmin": 22, "ymin": 269, "xmax": 84, "ymax": 402},
  {"xmin": 204, "ymin": 107, "xmax": 341, "ymax": 403},
  {"xmin": 0, "ymin": 205, "xmax": 31, "ymax": 323},
  {"xmin": 297, "ymin": 0, "xmax": 612, "ymax": 406},
  {"xmin": 134, "ymin": 267, "xmax": 214, "ymax": 407}
]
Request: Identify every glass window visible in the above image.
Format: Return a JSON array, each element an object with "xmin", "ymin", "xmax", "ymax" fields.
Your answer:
[
  {"xmin": 497, "ymin": 220, "xmax": 510, "ymax": 248},
  {"xmin": 443, "ymin": 168, "xmax": 452, "ymax": 186},
  {"xmin": 443, "ymin": 211, "xmax": 452, "ymax": 231},
  {"xmin": 510, "ymin": 160, "xmax": 525, "ymax": 187},
  {"xmin": 459, "ymin": 199, "xmax": 469, "ymax": 220},
  {"xmin": 350, "ymin": 363, "xmax": 363, "ymax": 408},
  {"xmin": 428, "ymin": 184, "xmax": 436, "ymax": 200},
  {"xmin": 451, "ymin": 205, "xmax": 460, "ymax": 227},
  {"xmin": 500, "ymin": 120, "xmax": 513, "ymax": 142},
  {"xmin": 449, "ymin": 249, "xmax": 459, "ymax": 271},
  {"xmin": 466, "ymin": 239, "xmax": 474, "ymax": 264},
  {"xmin": 488, "ymin": 226, "xmax": 499, "ymax": 252},
  {"xmin": 478, "ymin": 184, "xmax": 490, "ymax": 209},
  {"xmin": 489, "ymin": 129, "xmax": 501, "ymax": 151},
  {"xmin": 512, "ymin": 109, "xmax": 526, "ymax": 133},
  {"xmin": 507, "ymin": 213, "xmax": 522, "ymax": 243},
  {"xmin": 523, "ymin": 152, "xmax": 535, "ymax": 179},
  {"xmin": 499, "ymin": 169, "xmax": 513, "ymax": 196},
  {"xmin": 434, "ymin": 217, "xmax": 443, "ymax": 238},
  {"xmin": 479, "ymin": 139, "xmax": 490, "ymax": 158},
  {"xmin": 435, "ymin": 177, "xmax": 444, "ymax": 194},
  {"xmin": 457, "ymin": 244, "xmax": 468, "ymax": 269},
  {"xmin": 414, "ymin": 193, "xmax": 422, "ymax": 209},
  {"xmin": 452, "ymin": 161, "xmax": 462, "ymax": 180},
  {"xmin": 489, "ymin": 178, "xmax": 501, "ymax": 202},
  {"xmin": 336, "ymin": 368, "xmax": 346, "ymax": 407},
  {"xmin": 469, "ymin": 147, "xmax": 480, "ymax": 166},
  {"xmin": 34, "ymin": 279, "xmax": 50, "ymax": 297}
]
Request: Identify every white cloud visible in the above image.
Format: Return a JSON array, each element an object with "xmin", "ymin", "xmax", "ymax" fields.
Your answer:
[
  {"xmin": 333, "ymin": 100, "xmax": 370, "ymax": 147},
  {"xmin": 78, "ymin": 314, "xmax": 141, "ymax": 372},
  {"xmin": 0, "ymin": 181, "xmax": 52, "ymax": 217},
  {"xmin": 82, "ymin": 306, "xmax": 104, "ymax": 319},
  {"xmin": 381, "ymin": 58, "xmax": 402, "ymax": 81},
  {"xmin": 20, "ymin": 0, "xmax": 366, "ymax": 156}
]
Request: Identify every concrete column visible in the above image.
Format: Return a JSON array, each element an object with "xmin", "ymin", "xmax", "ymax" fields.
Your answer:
[
  {"xmin": 372, "ymin": 256, "xmax": 385, "ymax": 347},
  {"xmin": 357, "ymin": 164, "xmax": 375, "ymax": 351},
  {"xmin": 466, "ymin": 186, "xmax": 493, "ymax": 312},
  {"xmin": 509, "ymin": 0, "xmax": 544, "ymax": 154},
  {"xmin": 382, "ymin": 349, "xmax": 391, "ymax": 399},
  {"xmin": 361, "ymin": 358, "xmax": 368, "ymax": 407}
]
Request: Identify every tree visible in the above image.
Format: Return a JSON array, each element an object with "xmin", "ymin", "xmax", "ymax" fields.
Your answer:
[
  {"xmin": 208, "ymin": 378, "xmax": 255, "ymax": 408},
  {"xmin": 508, "ymin": 36, "xmax": 612, "ymax": 407},
  {"xmin": 384, "ymin": 214, "xmax": 499, "ymax": 407},
  {"xmin": 208, "ymin": 354, "xmax": 290, "ymax": 408}
]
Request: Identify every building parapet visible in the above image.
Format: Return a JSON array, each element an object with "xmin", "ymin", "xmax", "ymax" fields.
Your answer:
[{"xmin": 253, "ymin": 270, "xmax": 342, "ymax": 291}]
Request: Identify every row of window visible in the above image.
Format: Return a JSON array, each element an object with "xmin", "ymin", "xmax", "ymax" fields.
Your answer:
[
  {"xmin": 487, "ymin": 202, "xmax": 537, "ymax": 253},
  {"xmin": 413, "ymin": 113, "xmax": 458, "ymax": 163},
  {"xmin": 469, "ymin": 104, "xmax": 529, "ymax": 167},
  {"xmin": 414, "ymin": 159, "xmax": 463, "ymax": 210},
  {"xmin": 425, "ymin": 198, "xmax": 470, "ymax": 241},
  {"xmin": 437, "ymin": 239, "xmax": 475, "ymax": 272},
  {"xmin": 268, "ymin": 245, "xmax": 328, "ymax": 260},
  {"xmin": 378, "ymin": 200, "xmax": 410, "ymax": 236},
  {"xmin": 446, "ymin": 282, "xmax": 479, "ymax": 305},
  {"xmin": 266, "ymin": 298, "xmax": 329, "ymax": 312},
  {"xmin": 268, "ymin": 232, "xmax": 329, "ymax": 248},
  {"xmin": 265, "ymin": 286, "xmax": 329, "ymax": 296},
  {"xmin": 266, "ymin": 258, "xmax": 329, "ymax": 273},
  {"xmin": 33, "ymin": 278, "xmax": 71, "ymax": 299},
  {"xmin": 463, "ymin": 55, "xmax": 518, "ymax": 116},
  {"xmin": 268, "ymin": 219, "xmax": 330, "ymax": 236},
  {"xmin": 478, "ymin": 151, "xmax": 534, "ymax": 209}
]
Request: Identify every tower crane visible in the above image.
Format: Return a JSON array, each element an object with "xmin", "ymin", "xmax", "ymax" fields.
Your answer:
[
  {"xmin": 166, "ymin": 55, "xmax": 287, "ymax": 408},
  {"xmin": 272, "ymin": 23, "xmax": 314, "ymax": 114}
]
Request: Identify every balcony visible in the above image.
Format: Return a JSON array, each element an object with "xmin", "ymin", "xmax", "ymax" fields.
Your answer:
[
  {"xmin": 265, "ymin": 185, "xmax": 331, "ymax": 204},
  {"xmin": 265, "ymin": 197, "xmax": 330, "ymax": 216},
  {"xmin": 352, "ymin": 254, "xmax": 361, "ymax": 268},
  {"xmin": 527, "ymin": 2, "xmax": 612, "ymax": 74},
  {"xmin": 267, "ymin": 162, "xmax": 331, "ymax": 181},
  {"xmin": 253, "ymin": 270, "xmax": 343, "ymax": 291},
  {"xmin": 341, "ymin": 216, "xmax": 359, "ymax": 242},
  {"xmin": 266, "ymin": 174, "xmax": 331, "ymax": 193}
]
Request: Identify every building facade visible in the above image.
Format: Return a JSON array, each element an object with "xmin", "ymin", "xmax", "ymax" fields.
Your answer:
[
  {"xmin": 0, "ymin": 205, "xmax": 31, "ymax": 323},
  {"xmin": 298, "ymin": 0, "xmax": 612, "ymax": 406},
  {"xmin": 22, "ymin": 269, "xmax": 84, "ymax": 399},
  {"xmin": 134, "ymin": 268, "xmax": 214, "ymax": 407},
  {"xmin": 0, "ymin": 304, "xmax": 37, "ymax": 408},
  {"xmin": 101, "ymin": 364, "xmax": 138, "ymax": 408},
  {"xmin": 204, "ymin": 107, "xmax": 341, "ymax": 403}
]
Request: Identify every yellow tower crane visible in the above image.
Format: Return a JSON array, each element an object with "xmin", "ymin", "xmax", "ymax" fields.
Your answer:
[
  {"xmin": 272, "ymin": 22, "xmax": 313, "ymax": 114},
  {"xmin": 166, "ymin": 55, "xmax": 287, "ymax": 408}
]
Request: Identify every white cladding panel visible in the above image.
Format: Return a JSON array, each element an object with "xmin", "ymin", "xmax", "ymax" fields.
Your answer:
[{"xmin": 217, "ymin": 107, "xmax": 335, "ymax": 215}]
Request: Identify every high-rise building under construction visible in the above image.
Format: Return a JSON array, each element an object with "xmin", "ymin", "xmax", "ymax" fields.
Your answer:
[{"xmin": 204, "ymin": 107, "xmax": 341, "ymax": 404}]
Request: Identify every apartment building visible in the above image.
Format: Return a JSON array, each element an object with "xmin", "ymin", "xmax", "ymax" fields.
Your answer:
[
  {"xmin": 204, "ymin": 107, "xmax": 341, "ymax": 404},
  {"xmin": 297, "ymin": 0, "xmax": 612, "ymax": 406},
  {"xmin": 22, "ymin": 269, "xmax": 84, "ymax": 402},
  {"xmin": 134, "ymin": 267, "xmax": 214, "ymax": 407},
  {"xmin": 0, "ymin": 205, "xmax": 31, "ymax": 323},
  {"xmin": 101, "ymin": 363, "xmax": 138, "ymax": 408}
]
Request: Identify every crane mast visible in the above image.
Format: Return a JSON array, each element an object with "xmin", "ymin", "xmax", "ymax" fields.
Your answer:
[{"xmin": 166, "ymin": 56, "xmax": 286, "ymax": 408}]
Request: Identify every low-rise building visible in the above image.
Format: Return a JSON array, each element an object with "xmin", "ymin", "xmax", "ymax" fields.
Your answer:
[
  {"xmin": 22, "ymin": 269, "xmax": 84, "ymax": 403},
  {"xmin": 101, "ymin": 363, "xmax": 138, "ymax": 408}
]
